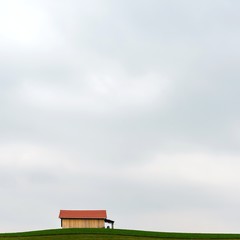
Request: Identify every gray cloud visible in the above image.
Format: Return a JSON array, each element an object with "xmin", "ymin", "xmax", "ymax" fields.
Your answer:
[{"xmin": 1, "ymin": 0, "xmax": 240, "ymax": 233}]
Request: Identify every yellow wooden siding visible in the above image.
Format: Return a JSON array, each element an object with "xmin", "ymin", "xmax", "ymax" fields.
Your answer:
[{"xmin": 62, "ymin": 219, "xmax": 105, "ymax": 228}]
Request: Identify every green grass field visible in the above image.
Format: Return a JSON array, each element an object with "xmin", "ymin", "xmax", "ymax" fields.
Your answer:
[{"xmin": 1, "ymin": 228, "xmax": 240, "ymax": 240}]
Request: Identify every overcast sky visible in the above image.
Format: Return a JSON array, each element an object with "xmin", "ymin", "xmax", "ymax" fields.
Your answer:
[{"xmin": 1, "ymin": 0, "xmax": 240, "ymax": 233}]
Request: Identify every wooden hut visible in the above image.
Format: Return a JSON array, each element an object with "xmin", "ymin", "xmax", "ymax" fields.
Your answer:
[{"xmin": 59, "ymin": 210, "xmax": 114, "ymax": 229}]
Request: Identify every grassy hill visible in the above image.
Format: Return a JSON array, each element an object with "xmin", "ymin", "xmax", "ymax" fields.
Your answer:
[{"xmin": 1, "ymin": 228, "xmax": 240, "ymax": 240}]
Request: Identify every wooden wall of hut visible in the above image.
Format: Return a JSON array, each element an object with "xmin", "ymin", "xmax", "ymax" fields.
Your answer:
[{"xmin": 62, "ymin": 219, "xmax": 105, "ymax": 228}]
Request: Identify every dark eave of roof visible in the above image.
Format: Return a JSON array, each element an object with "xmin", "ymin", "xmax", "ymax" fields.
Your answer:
[{"xmin": 105, "ymin": 218, "xmax": 114, "ymax": 223}]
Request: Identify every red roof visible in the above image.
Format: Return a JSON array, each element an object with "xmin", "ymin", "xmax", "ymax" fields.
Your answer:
[{"xmin": 59, "ymin": 210, "xmax": 107, "ymax": 219}]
